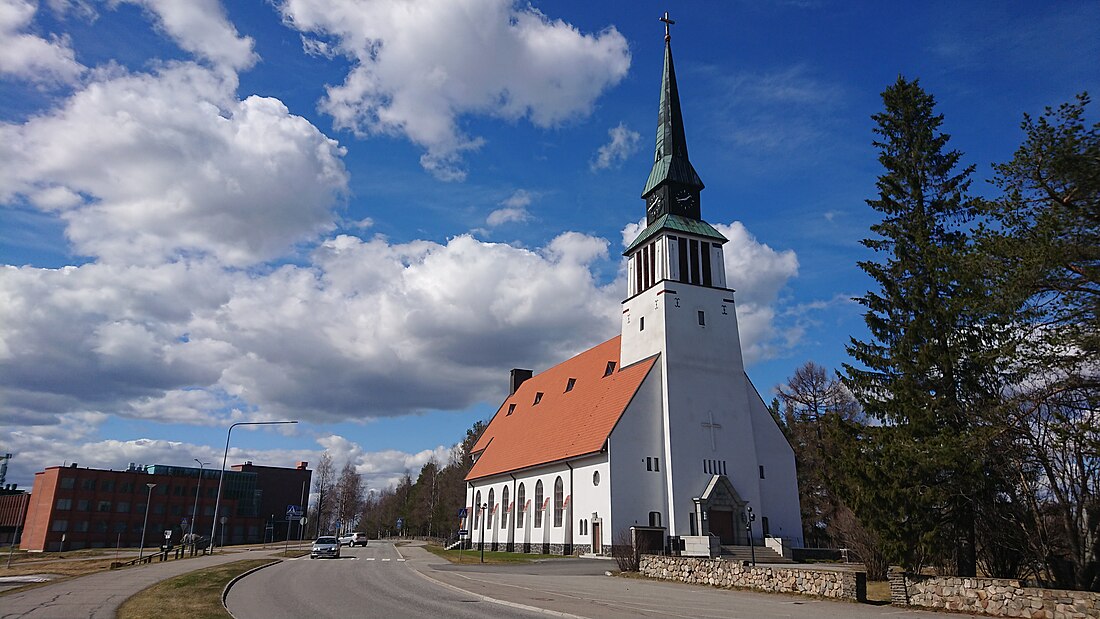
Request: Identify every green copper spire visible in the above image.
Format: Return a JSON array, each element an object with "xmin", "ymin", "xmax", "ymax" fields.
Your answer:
[{"xmin": 641, "ymin": 15, "xmax": 703, "ymax": 200}]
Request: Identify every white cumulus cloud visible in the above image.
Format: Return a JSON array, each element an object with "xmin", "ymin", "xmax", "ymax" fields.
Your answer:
[
  {"xmin": 0, "ymin": 0, "xmax": 84, "ymax": 84},
  {"xmin": 276, "ymin": 0, "xmax": 631, "ymax": 180},
  {"xmin": 590, "ymin": 122, "xmax": 640, "ymax": 171},
  {"xmin": 114, "ymin": 0, "xmax": 258, "ymax": 72},
  {"xmin": 486, "ymin": 189, "xmax": 533, "ymax": 226},
  {"xmin": 0, "ymin": 63, "xmax": 349, "ymax": 266}
]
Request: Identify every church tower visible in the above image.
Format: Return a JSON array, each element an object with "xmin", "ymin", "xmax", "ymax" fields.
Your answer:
[{"xmin": 620, "ymin": 15, "xmax": 800, "ymax": 544}]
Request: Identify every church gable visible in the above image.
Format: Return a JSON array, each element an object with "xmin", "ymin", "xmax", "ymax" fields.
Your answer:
[{"xmin": 466, "ymin": 336, "xmax": 658, "ymax": 482}]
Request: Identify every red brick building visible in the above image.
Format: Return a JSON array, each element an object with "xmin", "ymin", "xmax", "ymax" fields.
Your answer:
[
  {"xmin": 0, "ymin": 490, "xmax": 30, "ymax": 546},
  {"xmin": 21, "ymin": 461, "xmax": 311, "ymax": 552}
]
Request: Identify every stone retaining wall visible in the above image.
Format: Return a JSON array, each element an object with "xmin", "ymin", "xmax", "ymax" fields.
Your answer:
[
  {"xmin": 889, "ymin": 569, "xmax": 1100, "ymax": 618},
  {"xmin": 639, "ymin": 554, "xmax": 866, "ymax": 601}
]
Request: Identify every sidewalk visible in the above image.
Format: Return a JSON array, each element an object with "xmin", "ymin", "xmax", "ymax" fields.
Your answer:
[{"xmin": 0, "ymin": 547, "xmax": 285, "ymax": 619}]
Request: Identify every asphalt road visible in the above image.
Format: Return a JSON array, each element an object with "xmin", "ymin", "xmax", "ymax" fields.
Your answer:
[
  {"xmin": 229, "ymin": 541, "xmax": 963, "ymax": 619},
  {"xmin": 225, "ymin": 542, "xmax": 550, "ymax": 619}
]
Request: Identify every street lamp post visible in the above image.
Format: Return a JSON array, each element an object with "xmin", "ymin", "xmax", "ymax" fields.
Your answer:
[
  {"xmin": 209, "ymin": 420, "xmax": 298, "ymax": 550},
  {"xmin": 139, "ymin": 483, "xmax": 156, "ymax": 561},
  {"xmin": 743, "ymin": 506, "xmax": 757, "ymax": 566},
  {"xmin": 189, "ymin": 459, "xmax": 209, "ymax": 552},
  {"xmin": 479, "ymin": 503, "xmax": 487, "ymax": 563}
]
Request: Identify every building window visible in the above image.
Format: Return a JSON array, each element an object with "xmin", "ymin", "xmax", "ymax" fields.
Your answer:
[
  {"xmin": 689, "ymin": 514, "xmax": 697, "ymax": 536},
  {"xmin": 97, "ymin": 501, "xmax": 111, "ymax": 512},
  {"xmin": 487, "ymin": 488, "xmax": 495, "ymax": 528},
  {"xmin": 75, "ymin": 521, "xmax": 89, "ymax": 532},
  {"xmin": 474, "ymin": 491, "xmax": 481, "ymax": 528},
  {"xmin": 101, "ymin": 480, "xmax": 114, "ymax": 492},
  {"xmin": 81, "ymin": 479, "xmax": 95, "ymax": 491},
  {"xmin": 534, "ymin": 480, "xmax": 544, "ymax": 528},
  {"xmin": 95, "ymin": 521, "xmax": 108, "ymax": 533},
  {"xmin": 604, "ymin": 361, "xmax": 616, "ymax": 376},
  {"xmin": 698, "ymin": 310, "xmax": 705, "ymax": 326},
  {"xmin": 51, "ymin": 520, "xmax": 68, "ymax": 532},
  {"xmin": 592, "ymin": 471, "xmax": 600, "ymax": 486},
  {"xmin": 77, "ymin": 499, "xmax": 89, "ymax": 511},
  {"xmin": 114, "ymin": 521, "xmax": 127, "ymax": 533},
  {"xmin": 154, "ymin": 504, "xmax": 164, "ymax": 515},
  {"xmin": 759, "ymin": 465, "xmax": 765, "ymax": 479},
  {"xmin": 646, "ymin": 457, "xmax": 651, "ymax": 471},
  {"xmin": 507, "ymin": 403, "xmax": 516, "ymax": 416},
  {"xmin": 516, "ymin": 483, "xmax": 525, "ymax": 529},
  {"xmin": 639, "ymin": 316, "xmax": 645, "ymax": 331},
  {"xmin": 55, "ymin": 498, "xmax": 72, "ymax": 511},
  {"xmin": 171, "ymin": 505, "xmax": 183, "ymax": 516},
  {"xmin": 762, "ymin": 517, "xmax": 770, "ymax": 537},
  {"xmin": 565, "ymin": 378, "xmax": 576, "ymax": 392},
  {"xmin": 501, "ymin": 486, "xmax": 509, "ymax": 530},
  {"xmin": 533, "ymin": 392, "xmax": 543, "ymax": 405},
  {"xmin": 120, "ymin": 482, "xmax": 133, "ymax": 493},
  {"xmin": 654, "ymin": 457, "xmax": 659, "ymax": 472},
  {"xmin": 649, "ymin": 511, "xmax": 661, "ymax": 527},
  {"xmin": 553, "ymin": 477, "xmax": 564, "ymax": 527},
  {"xmin": 59, "ymin": 477, "xmax": 75, "ymax": 489},
  {"xmin": 116, "ymin": 501, "xmax": 130, "ymax": 513}
]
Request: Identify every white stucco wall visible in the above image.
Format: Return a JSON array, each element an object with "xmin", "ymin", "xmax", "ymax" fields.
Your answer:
[
  {"xmin": 469, "ymin": 454, "xmax": 611, "ymax": 551},
  {"xmin": 607, "ymin": 364, "xmax": 667, "ymax": 540},
  {"xmin": 620, "ymin": 274, "xmax": 802, "ymax": 543}
]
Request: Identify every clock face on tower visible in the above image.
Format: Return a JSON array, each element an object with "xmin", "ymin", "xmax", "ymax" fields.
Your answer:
[
  {"xmin": 647, "ymin": 193, "xmax": 664, "ymax": 220},
  {"xmin": 674, "ymin": 188, "xmax": 696, "ymax": 213}
]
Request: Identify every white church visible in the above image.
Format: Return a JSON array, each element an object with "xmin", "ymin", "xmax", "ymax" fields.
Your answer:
[{"xmin": 464, "ymin": 19, "xmax": 802, "ymax": 558}]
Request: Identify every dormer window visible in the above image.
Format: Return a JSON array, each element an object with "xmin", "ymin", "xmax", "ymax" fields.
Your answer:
[
  {"xmin": 533, "ymin": 392, "xmax": 543, "ymax": 405},
  {"xmin": 604, "ymin": 361, "xmax": 616, "ymax": 377},
  {"xmin": 565, "ymin": 378, "xmax": 576, "ymax": 392},
  {"xmin": 506, "ymin": 403, "xmax": 516, "ymax": 416}
]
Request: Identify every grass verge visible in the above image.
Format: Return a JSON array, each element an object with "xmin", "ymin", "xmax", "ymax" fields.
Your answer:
[
  {"xmin": 421, "ymin": 543, "xmax": 546, "ymax": 564},
  {"xmin": 117, "ymin": 558, "xmax": 276, "ymax": 619},
  {"xmin": 864, "ymin": 579, "xmax": 891, "ymax": 603}
]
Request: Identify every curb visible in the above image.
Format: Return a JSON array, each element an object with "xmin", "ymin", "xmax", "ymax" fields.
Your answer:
[{"xmin": 221, "ymin": 558, "xmax": 282, "ymax": 617}]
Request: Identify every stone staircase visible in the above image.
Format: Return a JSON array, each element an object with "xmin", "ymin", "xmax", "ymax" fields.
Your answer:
[{"xmin": 719, "ymin": 544, "xmax": 796, "ymax": 564}]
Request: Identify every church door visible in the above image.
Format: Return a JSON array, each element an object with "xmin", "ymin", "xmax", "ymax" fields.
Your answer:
[
  {"xmin": 708, "ymin": 509, "xmax": 736, "ymax": 544},
  {"xmin": 591, "ymin": 520, "xmax": 601, "ymax": 555}
]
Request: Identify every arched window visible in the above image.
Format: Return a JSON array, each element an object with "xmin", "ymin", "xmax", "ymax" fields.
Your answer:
[
  {"xmin": 534, "ymin": 480, "xmax": 544, "ymax": 528},
  {"xmin": 501, "ymin": 486, "xmax": 509, "ymax": 529},
  {"xmin": 474, "ymin": 490, "xmax": 481, "ymax": 528},
  {"xmin": 553, "ymin": 476, "xmax": 564, "ymax": 527},
  {"xmin": 516, "ymin": 483, "xmax": 525, "ymax": 528},
  {"xmin": 487, "ymin": 488, "xmax": 495, "ymax": 528}
]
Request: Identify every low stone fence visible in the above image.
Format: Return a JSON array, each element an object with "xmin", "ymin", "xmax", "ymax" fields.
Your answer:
[
  {"xmin": 639, "ymin": 555, "xmax": 866, "ymax": 601},
  {"xmin": 889, "ymin": 569, "xmax": 1100, "ymax": 618}
]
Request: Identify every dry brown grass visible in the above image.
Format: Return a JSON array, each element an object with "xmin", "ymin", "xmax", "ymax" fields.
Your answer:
[
  {"xmin": 865, "ymin": 579, "xmax": 891, "ymax": 603},
  {"xmin": 117, "ymin": 558, "xmax": 276, "ymax": 619}
]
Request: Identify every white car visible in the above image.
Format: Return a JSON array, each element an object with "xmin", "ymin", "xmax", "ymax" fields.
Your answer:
[
  {"xmin": 337, "ymin": 534, "xmax": 354, "ymax": 546},
  {"xmin": 311, "ymin": 536, "xmax": 341, "ymax": 559},
  {"xmin": 349, "ymin": 532, "xmax": 368, "ymax": 547}
]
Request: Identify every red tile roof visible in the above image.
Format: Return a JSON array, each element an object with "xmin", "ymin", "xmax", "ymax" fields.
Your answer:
[{"xmin": 465, "ymin": 336, "xmax": 658, "ymax": 481}]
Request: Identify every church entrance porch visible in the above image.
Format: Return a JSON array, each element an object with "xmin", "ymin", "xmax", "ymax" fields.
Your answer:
[
  {"xmin": 693, "ymin": 475, "xmax": 748, "ymax": 545},
  {"xmin": 707, "ymin": 509, "xmax": 737, "ymax": 544}
]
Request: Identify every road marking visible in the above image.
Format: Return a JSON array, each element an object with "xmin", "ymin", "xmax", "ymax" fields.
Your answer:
[
  {"xmin": 366, "ymin": 557, "xmax": 376, "ymax": 561},
  {"xmin": 397, "ymin": 559, "xmax": 406, "ymax": 562},
  {"xmin": 382, "ymin": 558, "xmax": 391, "ymax": 562}
]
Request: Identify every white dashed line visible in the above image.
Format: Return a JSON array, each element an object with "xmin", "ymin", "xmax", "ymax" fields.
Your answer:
[
  {"xmin": 382, "ymin": 558, "xmax": 391, "ymax": 562},
  {"xmin": 366, "ymin": 557, "xmax": 376, "ymax": 561}
]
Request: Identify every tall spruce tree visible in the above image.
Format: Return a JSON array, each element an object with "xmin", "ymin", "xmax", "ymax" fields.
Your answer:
[{"xmin": 842, "ymin": 77, "xmax": 1000, "ymax": 576}]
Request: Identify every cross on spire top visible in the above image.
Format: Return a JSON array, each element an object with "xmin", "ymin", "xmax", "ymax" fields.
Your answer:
[{"xmin": 659, "ymin": 11, "xmax": 675, "ymax": 42}]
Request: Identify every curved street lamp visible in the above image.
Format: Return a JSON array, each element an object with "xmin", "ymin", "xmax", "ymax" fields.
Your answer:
[
  {"xmin": 189, "ymin": 459, "xmax": 209, "ymax": 549},
  {"xmin": 209, "ymin": 420, "xmax": 298, "ymax": 549},
  {"xmin": 138, "ymin": 483, "xmax": 156, "ymax": 561}
]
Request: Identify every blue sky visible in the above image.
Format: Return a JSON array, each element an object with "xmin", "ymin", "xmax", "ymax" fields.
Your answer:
[{"xmin": 1, "ymin": 0, "xmax": 1097, "ymax": 491}]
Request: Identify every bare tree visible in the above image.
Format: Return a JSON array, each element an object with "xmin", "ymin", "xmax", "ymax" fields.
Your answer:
[
  {"xmin": 335, "ymin": 460, "xmax": 364, "ymax": 535},
  {"xmin": 311, "ymin": 452, "xmax": 336, "ymax": 537}
]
